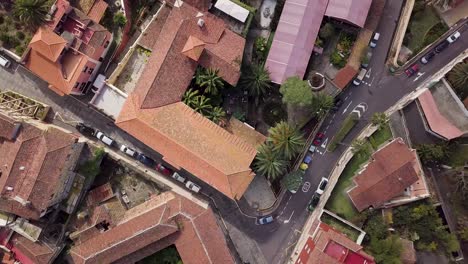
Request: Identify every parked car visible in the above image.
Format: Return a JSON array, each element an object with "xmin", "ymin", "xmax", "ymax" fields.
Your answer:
[
  {"xmin": 446, "ymin": 31, "xmax": 461, "ymax": 43},
  {"xmin": 137, "ymin": 153, "xmax": 156, "ymax": 167},
  {"xmin": 303, "ymin": 155, "xmax": 312, "ymax": 165},
  {"xmin": 307, "ymin": 193, "xmax": 320, "ymax": 212},
  {"xmin": 120, "ymin": 145, "xmax": 138, "ymax": 158},
  {"xmin": 75, "ymin": 123, "xmax": 95, "ymax": 137},
  {"xmin": 361, "ymin": 51, "xmax": 372, "ymax": 68},
  {"xmin": 309, "ymin": 144, "xmax": 316, "ymax": 153},
  {"xmin": 435, "ymin": 40, "xmax": 449, "ymax": 53},
  {"xmin": 313, "ymin": 132, "xmax": 325, "ymax": 146},
  {"xmin": 369, "ymin": 32, "xmax": 380, "ymax": 48},
  {"xmin": 420, "ymin": 50, "xmax": 436, "ymax": 64},
  {"xmin": 95, "ymin": 131, "xmax": 114, "ymax": 146},
  {"xmin": 172, "ymin": 172, "xmax": 186, "ymax": 183},
  {"xmin": 156, "ymin": 163, "xmax": 173, "ymax": 176},
  {"xmin": 331, "ymin": 97, "xmax": 343, "ymax": 112},
  {"xmin": 257, "ymin": 215, "xmax": 274, "ymax": 225},
  {"xmin": 315, "ymin": 177, "xmax": 329, "ymax": 195},
  {"xmin": 353, "ymin": 68, "xmax": 367, "ymax": 85},
  {"xmin": 404, "ymin": 64, "xmax": 419, "ymax": 77},
  {"xmin": 0, "ymin": 55, "xmax": 11, "ymax": 68},
  {"xmin": 185, "ymin": 181, "xmax": 201, "ymax": 193}
]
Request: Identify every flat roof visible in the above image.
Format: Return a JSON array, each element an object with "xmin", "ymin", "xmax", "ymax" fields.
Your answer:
[{"xmin": 215, "ymin": 0, "xmax": 250, "ymax": 22}]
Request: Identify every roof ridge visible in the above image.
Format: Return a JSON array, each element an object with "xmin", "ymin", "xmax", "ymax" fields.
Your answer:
[{"xmin": 189, "ymin": 211, "xmax": 213, "ymax": 264}]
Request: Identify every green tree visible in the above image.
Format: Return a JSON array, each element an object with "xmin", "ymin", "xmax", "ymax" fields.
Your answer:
[
  {"xmin": 13, "ymin": 0, "xmax": 50, "ymax": 29},
  {"xmin": 319, "ymin": 23, "xmax": 335, "ymax": 41},
  {"xmin": 283, "ymin": 170, "xmax": 304, "ymax": 192},
  {"xmin": 448, "ymin": 61, "xmax": 468, "ymax": 98},
  {"xmin": 368, "ymin": 235, "xmax": 403, "ymax": 264},
  {"xmin": 417, "ymin": 143, "xmax": 450, "ymax": 163},
  {"xmin": 239, "ymin": 64, "xmax": 271, "ymax": 98},
  {"xmin": 371, "ymin": 112, "xmax": 389, "ymax": 129},
  {"xmin": 458, "ymin": 226, "xmax": 468, "ymax": 241},
  {"xmin": 113, "ymin": 12, "xmax": 127, "ymax": 28},
  {"xmin": 311, "ymin": 93, "xmax": 334, "ymax": 117},
  {"xmin": 267, "ymin": 121, "xmax": 306, "ymax": 160},
  {"xmin": 207, "ymin": 106, "xmax": 226, "ymax": 124},
  {"xmin": 351, "ymin": 139, "xmax": 367, "ymax": 155},
  {"xmin": 254, "ymin": 143, "xmax": 287, "ymax": 181},
  {"xmin": 195, "ymin": 68, "xmax": 224, "ymax": 95},
  {"xmin": 182, "ymin": 88, "xmax": 200, "ymax": 107},
  {"xmin": 191, "ymin": 95, "xmax": 212, "ymax": 114},
  {"xmin": 279, "ymin": 76, "xmax": 313, "ymax": 106}
]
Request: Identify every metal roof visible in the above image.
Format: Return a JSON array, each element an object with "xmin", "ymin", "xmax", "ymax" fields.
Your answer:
[
  {"xmin": 325, "ymin": 0, "xmax": 372, "ymax": 28},
  {"xmin": 215, "ymin": 0, "xmax": 250, "ymax": 23}
]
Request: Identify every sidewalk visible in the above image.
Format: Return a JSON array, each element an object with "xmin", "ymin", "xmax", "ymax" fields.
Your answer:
[{"xmin": 243, "ymin": 175, "xmax": 276, "ymax": 210}]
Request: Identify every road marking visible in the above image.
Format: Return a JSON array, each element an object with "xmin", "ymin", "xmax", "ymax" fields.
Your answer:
[
  {"xmin": 283, "ymin": 211, "xmax": 295, "ymax": 224},
  {"xmin": 302, "ymin": 182, "xmax": 311, "ymax": 192},
  {"xmin": 413, "ymin": 72, "xmax": 425, "ymax": 82},
  {"xmin": 365, "ymin": 68, "xmax": 372, "ymax": 78},
  {"xmin": 321, "ymin": 138, "xmax": 328, "ymax": 148},
  {"xmin": 342, "ymin": 101, "xmax": 353, "ymax": 114},
  {"xmin": 344, "ymin": 96, "xmax": 349, "ymax": 101}
]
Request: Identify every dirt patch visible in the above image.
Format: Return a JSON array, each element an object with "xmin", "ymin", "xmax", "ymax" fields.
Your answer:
[{"xmin": 114, "ymin": 46, "xmax": 151, "ymax": 94}]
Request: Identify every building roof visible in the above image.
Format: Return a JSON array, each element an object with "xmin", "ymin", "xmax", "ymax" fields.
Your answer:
[
  {"xmin": 296, "ymin": 221, "xmax": 375, "ymax": 264},
  {"xmin": 265, "ymin": 0, "xmax": 328, "ymax": 84},
  {"xmin": 181, "ymin": 36, "xmax": 205, "ymax": 61},
  {"xmin": 400, "ymin": 238, "xmax": 416, "ymax": 264},
  {"xmin": 9, "ymin": 233, "xmax": 56, "ymax": 264},
  {"xmin": 0, "ymin": 116, "xmax": 78, "ymax": 219},
  {"xmin": 116, "ymin": 4, "xmax": 264, "ymax": 200},
  {"xmin": 84, "ymin": 0, "xmax": 108, "ymax": 23},
  {"xmin": 418, "ymin": 90, "xmax": 463, "ymax": 140},
  {"xmin": 348, "ymin": 138, "xmax": 420, "ymax": 212},
  {"xmin": 0, "ymin": 115, "xmax": 20, "ymax": 141},
  {"xmin": 29, "ymin": 28, "xmax": 67, "ymax": 62},
  {"xmin": 69, "ymin": 192, "xmax": 234, "ymax": 264},
  {"xmin": 325, "ymin": 0, "xmax": 373, "ymax": 28},
  {"xmin": 333, "ymin": 65, "xmax": 358, "ymax": 89}
]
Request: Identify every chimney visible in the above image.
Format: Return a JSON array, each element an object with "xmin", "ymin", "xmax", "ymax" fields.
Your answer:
[{"xmin": 197, "ymin": 18, "xmax": 205, "ymax": 27}]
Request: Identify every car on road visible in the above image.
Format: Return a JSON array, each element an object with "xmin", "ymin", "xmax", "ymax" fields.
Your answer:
[
  {"xmin": 95, "ymin": 131, "xmax": 114, "ymax": 146},
  {"xmin": 309, "ymin": 144, "xmax": 316, "ymax": 153},
  {"xmin": 369, "ymin": 32, "xmax": 380, "ymax": 48},
  {"xmin": 171, "ymin": 172, "xmax": 186, "ymax": 183},
  {"xmin": 353, "ymin": 68, "xmax": 367, "ymax": 85},
  {"xmin": 307, "ymin": 193, "xmax": 320, "ymax": 212},
  {"xmin": 331, "ymin": 97, "xmax": 343, "ymax": 112},
  {"xmin": 404, "ymin": 64, "xmax": 419, "ymax": 77},
  {"xmin": 156, "ymin": 163, "xmax": 173, "ymax": 176},
  {"xmin": 446, "ymin": 31, "xmax": 461, "ymax": 43},
  {"xmin": 313, "ymin": 132, "xmax": 325, "ymax": 146},
  {"xmin": 120, "ymin": 145, "xmax": 138, "ymax": 158},
  {"xmin": 185, "ymin": 181, "xmax": 201, "ymax": 193},
  {"xmin": 420, "ymin": 50, "xmax": 436, "ymax": 64},
  {"xmin": 435, "ymin": 40, "xmax": 449, "ymax": 53},
  {"xmin": 137, "ymin": 153, "xmax": 156, "ymax": 167},
  {"xmin": 0, "ymin": 55, "xmax": 11, "ymax": 68},
  {"xmin": 257, "ymin": 215, "xmax": 274, "ymax": 225},
  {"xmin": 315, "ymin": 177, "xmax": 329, "ymax": 195},
  {"xmin": 75, "ymin": 123, "xmax": 95, "ymax": 137}
]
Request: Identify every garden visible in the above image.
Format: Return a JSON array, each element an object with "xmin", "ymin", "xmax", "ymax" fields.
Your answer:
[
  {"xmin": 446, "ymin": 60, "xmax": 468, "ymax": 101},
  {"xmin": 0, "ymin": 2, "xmax": 34, "ymax": 56},
  {"xmin": 330, "ymin": 31, "xmax": 357, "ymax": 69},
  {"xmin": 321, "ymin": 212, "xmax": 361, "ymax": 241}
]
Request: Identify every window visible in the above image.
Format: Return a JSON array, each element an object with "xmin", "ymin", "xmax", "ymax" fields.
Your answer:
[
  {"xmin": 83, "ymin": 66, "xmax": 88, "ymax": 73},
  {"xmin": 88, "ymin": 68, "xmax": 94, "ymax": 74},
  {"xmin": 80, "ymin": 82, "xmax": 86, "ymax": 91},
  {"xmin": 103, "ymin": 40, "xmax": 109, "ymax": 48},
  {"xmin": 74, "ymin": 82, "xmax": 79, "ymax": 88}
]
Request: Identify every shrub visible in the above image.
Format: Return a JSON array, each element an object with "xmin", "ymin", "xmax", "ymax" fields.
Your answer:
[
  {"xmin": 319, "ymin": 23, "xmax": 335, "ymax": 41},
  {"xmin": 330, "ymin": 51, "xmax": 346, "ymax": 68},
  {"xmin": 113, "ymin": 12, "xmax": 127, "ymax": 28},
  {"xmin": 16, "ymin": 31, "xmax": 25, "ymax": 40},
  {"xmin": 15, "ymin": 45, "xmax": 25, "ymax": 55},
  {"xmin": 262, "ymin": 101, "xmax": 287, "ymax": 126},
  {"xmin": 279, "ymin": 76, "xmax": 313, "ymax": 106},
  {"xmin": 0, "ymin": 33, "xmax": 10, "ymax": 44},
  {"xmin": 0, "ymin": 16, "xmax": 4, "ymax": 25}
]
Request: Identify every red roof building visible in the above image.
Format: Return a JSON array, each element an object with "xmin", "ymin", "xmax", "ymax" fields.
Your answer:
[
  {"xmin": 333, "ymin": 65, "xmax": 358, "ymax": 89},
  {"xmin": 22, "ymin": 0, "xmax": 111, "ymax": 96}
]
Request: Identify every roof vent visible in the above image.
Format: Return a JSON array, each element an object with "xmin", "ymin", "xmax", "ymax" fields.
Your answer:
[
  {"xmin": 19, "ymin": 166, "xmax": 25, "ymax": 171},
  {"xmin": 6, "ymin": 187, "xmax": 13, "ymax": 191},
  {"xmin": 197, "ymin": 18, "xmax": 205, "ymax": 27}
]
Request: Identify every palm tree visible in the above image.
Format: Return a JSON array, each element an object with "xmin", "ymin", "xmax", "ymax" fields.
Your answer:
[
  {"xmin": 14, "ymin": 0, "xmax": 50, "ymax": 29},
  {"xmin": 351, "ymin": 139, "xmax": 368, "ymax": 155},
  {"xmin": 195, "ymin": 68, "xmax": 224, "ymax": 95},
  {"xmin": 191, "ymin": 95, "xmax": 212, "ymax": 114},
  {"xmin": 239, "ymin": 64, "xmax": 271, "ymax": 98},
  {"xmin": 371, "ymin": 112, "xmax": 389, "ymax": 129},
  {"xmin": 207, "ymin": 106, "xmax": 226, "ymax": 124},
  {"xmin": 254, "ymin": 143, "xmax": 287, "ymax": 181},
  {"xmin": 312, "ymin": 93, "xmax": 334, "ymax": 117},
  {"xmin": 182, "ymin": 88, "xmax": 199, "ymax": 107},
  {"xmin": 267, "ymin": 121, "xmax": 305, "ymax": 160},
  {"xmin": 448, "ymin": 62, "xmax": 468, "ymax": 97}
]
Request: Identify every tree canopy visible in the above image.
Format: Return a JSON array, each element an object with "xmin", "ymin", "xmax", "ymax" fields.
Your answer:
[
  {"xmin": 254, "ymin": 143, "xmax": 288, "ymax": 181},
  {"xmin": 267, "ymin": 121, "xmax": 306, "ymax": 160},
  {"xmin": 14, "ymin": 0, "xmax": 50, "ymax": 29},
  {"xmin": 283, "ymin": 170, "xmax": 304, "ymax": 192},
  {"xmin": 368, "ymin": 235, "xmax": 403, "ymax": 264},
  {"xmin": 279, "ymin": 76, "xmax": 313, "ymax": 106},
  {"xmin": 416, "ymin": 143, "xmax": 450, "ymax": 164}
]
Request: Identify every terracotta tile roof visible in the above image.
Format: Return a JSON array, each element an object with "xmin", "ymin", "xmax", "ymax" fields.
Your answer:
[
  {"xmin": 138, "ymin": 5, "xmax": 171, "ymax": 49},
  {"xmin": 29, "ymin": 28, "xmax": 67, "ymax": 62},
  {"xmin": 116, "ymin": 4, "xmax": 260, "ymax": 200},
  {"xmin": 400, "ymin": 238, "xmax": 416, "ymax": 264},
  {"xmin": 0, "ymin": 118, "xmax": 78, "ymax": 219},
  {"xmin": 69, "ymin": 192, "xmax": 234, "ymax": 264},
  {"xmin": 10, "ymin": 233, "xmax": 56, "ymax": 264},
  {"xmin": 333, "ymin": 65, "xmax": 358, "ymax": 89},
  {"xmin": 348, "ymin": 138, "xmax": 420, "ymax": 212},
  {"xmin": 418, "ymin": 90, "xmax": 463, "ymax": 140},
  {"xmin": 182, "ymin": 36, "xmax": 205, "ymax": 61},
  {"xmin": 0, "ymin": 115, "xmax": 20, "ymax": 141},
  {"xmin": 86, "ymin": 183, "xmax": 114, "ymax": 206},
  {"xmin": 85, "ymin": 0, "xmax": 108, "ymax": 23},
  {"xmin": 165, "ymin": 0, "xmax": 212, "ymax": 12}
]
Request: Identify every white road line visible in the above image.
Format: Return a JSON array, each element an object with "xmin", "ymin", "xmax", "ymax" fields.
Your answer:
[
  {"xmin": 344, "ymin": 96, "xmax": 349, "ymax": 101},
  {"xmin": 342, "ymin": 101, "xmax": 353, "ymax": 114},
  {"xmin": 283, "ymin": 211, "xmax": 295, "ymax": 224}
]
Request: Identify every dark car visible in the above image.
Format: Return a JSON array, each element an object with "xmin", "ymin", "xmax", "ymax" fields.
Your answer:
[
  {"xmin": 75, "ymin": 123, "xmax": 95, "ymax": 137},
  {"xmin": 420, "ymin": 50, "xmax": 436, "ymax": 64},
  {"xmin": 137, "ymin": 154, "xmax": 156, "ymax": 167},
  {"xmin": 307, "ymin": 193, "xmax": 320, "ymax": 212},
  {"xmin": 331, "ymin": 98, "xmax": 343, "ymax": 112},
  {"xmin": 435, "ymin": 40, "xmax": 449, "ymax": 53},
  {"xmin": 313, "ymin": 132, "xmax": 325, "ymax": 146},
  {"xmin": 257, "ymin": 215, "xmax": 274, "ymax": 225},
  {"xmin": 156, "ymin": 163, "xmax": 173, "ymax": 176},
  {"xmin": 405, "ymin": 64, "xmax": 419, "ymax": 77}
]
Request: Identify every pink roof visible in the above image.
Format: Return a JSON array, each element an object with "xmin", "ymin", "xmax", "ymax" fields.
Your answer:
[
  {"xmin": 418, "ymin": 90, "xmax": 463, "ymax": 140},
  {"xmin": 265, "ymin": 0, "xmax": 328, "ymax": 84},
  {"xmin": 325, "ymin": 0, "xmax": 372, "ymax": 28}
]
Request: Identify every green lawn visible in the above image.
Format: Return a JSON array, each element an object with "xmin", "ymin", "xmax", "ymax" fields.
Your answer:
[
  {"xmin": 328, "ymin": 113, "xmax": 359, "ymax": 151},
  {"xmin": 406, "ymin": 6, "xmax": 445, "ymax": 52},
  {"xmin": 321, "ymin": 213, "xmax": 360, "ymax": 241},
  {"xmin": 447, "ymin": 145, "xmax": 468, "ymax": 167},
  {"xmin": 368, "ymin": 124, "xmax": 393, "ymax": 150}
]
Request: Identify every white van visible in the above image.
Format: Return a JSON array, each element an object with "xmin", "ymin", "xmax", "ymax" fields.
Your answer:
[
  {"xmin": 0, "ymin": 55, "xmax": 11, "ymax": 68},
  {"xmin": 95, "ymin": 131, "xmax": 114, "ymax": 146},
  {"xmin": 353, "ymin": 68, "xmax": 367, "ymax": 86},
  {"xmin": 369, "ymin": 32, "xmax": 380, "ymax": 48}
]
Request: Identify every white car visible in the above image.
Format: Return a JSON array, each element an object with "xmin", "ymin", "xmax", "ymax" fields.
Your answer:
[
  {"xmin": 172, "ymin": 172, "xmax": 186, "ymax": 183},
  {"xmin": 369, "ymin": 32, "xmax": 380, "ymax": 48},
  {"xmin": 315, "ymin": 177, "xmax": 329, "ymax": 195},
  {"xmin": 185, "ymin": 181, "xmax": 201, "ymax": 193},
  {"xmin": 446, "ymin": 31, "xmax": 461, "ymax": 43},
  {"xmin": 120, "ymin": 144, "xmax": 138, "ymax": 158},
  {"xmin": 95, "ymin": 131, "xmax": 114, "ymax": 146}
]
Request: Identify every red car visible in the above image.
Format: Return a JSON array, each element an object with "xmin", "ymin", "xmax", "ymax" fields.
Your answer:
[
  {"xmin": 313, "ymin": 132, "xmax": 325, "ymax": 146},
  {"xmin": 156, "ymin": 163, "xmax": 172, "ymax": 176},
  {"xmin": 405, "ymin": 64, "xmax": 419, "ymax": 77}
]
